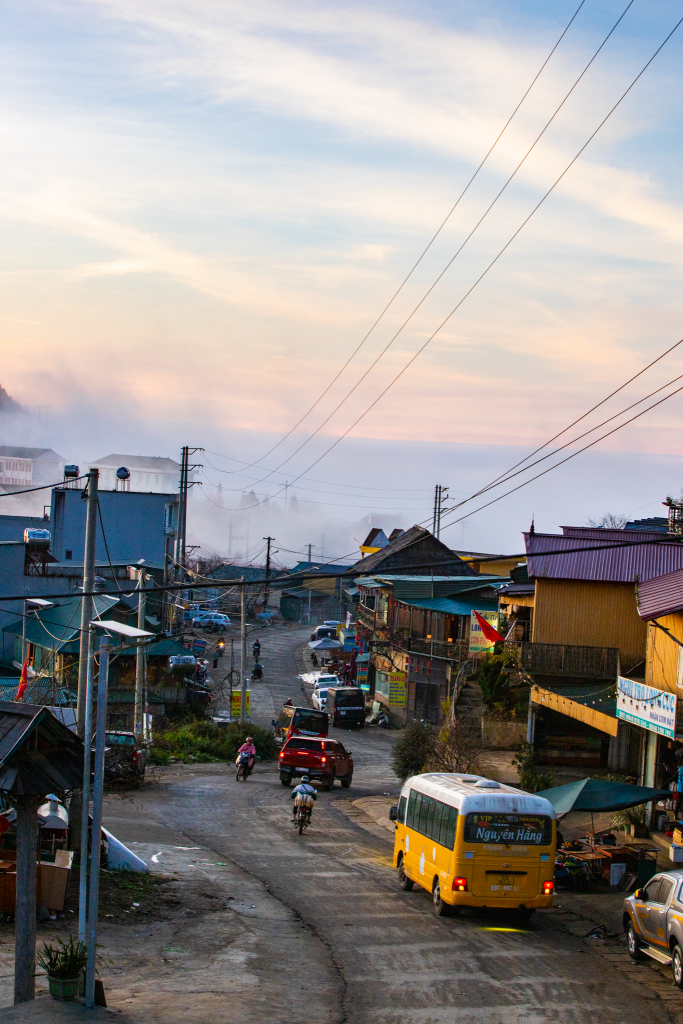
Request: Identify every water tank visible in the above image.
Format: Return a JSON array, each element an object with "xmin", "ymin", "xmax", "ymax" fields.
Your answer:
[
  {"xmin": 168, "ymin": 655, "xmax": 196, "ymax": 673},
  {"xmin": 63, "ymin": 465, "xmax": 79, "ymax": 479},
  {"xmin": 116, "ymin": 467, "xmax": 130, "ymax": 480},
  {"xmin": 24, "ymin": 528, "xmax": 50, "ymax": 549}
]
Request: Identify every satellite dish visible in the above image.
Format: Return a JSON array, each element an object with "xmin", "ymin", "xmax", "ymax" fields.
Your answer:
[{"xmin": 116, "ymin": 467, "xmax": 130, "ymax": 480}]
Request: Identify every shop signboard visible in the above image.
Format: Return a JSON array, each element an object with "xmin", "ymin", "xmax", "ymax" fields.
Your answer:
[
  {"xmin": 356, "ymin": 667, "xmax": 369, "ymax": 692},
  {"xmin": 388, "ymin": 671, "xmax": 407, "ymax": 709},
  {"xmin": 468, "ymin": 610, "xmax": 500, "ymax": 655},
  {"xmin": 231, "ymin": 689, "xmax": 251, "ymax": 720},
  {"xmin": 616, "ymin": 676, "xmax": 676, "ymax": 738}
]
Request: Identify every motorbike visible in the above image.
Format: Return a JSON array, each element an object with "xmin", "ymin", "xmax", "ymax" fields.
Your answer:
[
  {"xmin": 235, "ymin": 751, "xmax": 253, "ymax": 781},
  {"xmin": 251, "ymin": 663, "xmax": 263, "ymax": 682},
  {"xmin": 293, "ymin": 794, "xmax": 313, "ymax": 834},
  {"xmin": 252, "ymin": 643, "xmax": 261, "ymax": 659}
]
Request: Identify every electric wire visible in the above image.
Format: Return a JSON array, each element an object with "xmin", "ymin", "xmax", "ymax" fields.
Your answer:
[
  {"xmin": 421, "ymin": 361, "xmax": 683, "ymax": 525},
  {"xmin": 238, "ymin": 0, "xmax": 637, "ymax": 492},
  {"xmin": 0, "ymin": 475, "xmax": 88, "ymax": 496},
  {"xmin": 439, "ymin": 375, "xmax": 683, "ymax": 531},
  {"xmin": 216, "ymin": 0, "xmax": 589, "ymax": 476},
  {"xmin": 238, "ymin": 13, "xmax": 683, "ymax": 509},
  {"xmin": 201, "ymin": 8, "xmax": 681, "ymax": 514}
]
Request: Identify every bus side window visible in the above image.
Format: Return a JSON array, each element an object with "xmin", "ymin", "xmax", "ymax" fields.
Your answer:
[
  {"xmin": 418, "ymin": 795, "xmax": 431, "ymax": 836},
  {"xmin": 425, "ymin": 797, "xmax": 436, "ymax": 838},
  {"xmin": 397, "ymin": 795, "xmax": 407, "ymax": 823},
  {"xmin": 445, "ymin": 807, "xmax": 458, "ymax": 849},
  {"xmin": 432, "ymin": 801, "xmax": 445, "ymax": 843},
  {"xmin": 407, "ymin": 791, "xmax": 420, "ymax": 830}
]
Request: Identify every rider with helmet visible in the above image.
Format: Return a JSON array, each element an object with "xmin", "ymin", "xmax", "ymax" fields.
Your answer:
[{"xmin": 291, "ymin": 775, "xmax": 317, "ymax": 821}]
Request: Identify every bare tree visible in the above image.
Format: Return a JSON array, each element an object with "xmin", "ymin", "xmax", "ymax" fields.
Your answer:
[
  {"xmin": 426, "ymin": 716, "xmax": 482, "ymax": 775},
  {"xmin": 586, "ymin": 512, "xmax": 628, "ymax": 529}
]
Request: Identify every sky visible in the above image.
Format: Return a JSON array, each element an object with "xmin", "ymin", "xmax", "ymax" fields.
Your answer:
[{"xmin": 1, "ymin": 0, "xmax": 683, "ymax": 557}]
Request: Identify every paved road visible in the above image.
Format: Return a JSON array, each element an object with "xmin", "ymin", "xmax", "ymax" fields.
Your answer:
[{"xmin": 101, "ymin": 624, "xmax": 683, "ymax": 1024}]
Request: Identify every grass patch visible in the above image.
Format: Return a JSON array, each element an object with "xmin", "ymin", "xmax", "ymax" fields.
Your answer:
[
  {"xmin": 98, "ymin": 870, "xmax": 165, "ymax": 921},
  {"xmin": 149, "ymin": 720, "xmax": 276, "ymax": 765}
]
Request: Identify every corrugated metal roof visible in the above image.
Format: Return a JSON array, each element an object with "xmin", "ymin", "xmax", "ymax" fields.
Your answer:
[
  {"xmin": 637, "ymin": 567, "xmax": 683, "ymax": 620},
  {"xmin": 525, "ymin": 531, "xmax": 683, "ymax": 582},
  {"xmin": 2, "ymin": 594, "xmax": 120, "ymax": 652},
  {"xmin": 400, "ymin": 596, "xmax": 498, "ymax": 615}
]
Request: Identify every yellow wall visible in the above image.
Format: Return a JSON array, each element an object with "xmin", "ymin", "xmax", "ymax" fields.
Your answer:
[
  {"xmin": 646, "ymin": 612, "xmax": 683, "ymax": 694},
  {"xmin": 532, "ymin": 578, "xmax": 646, "ymax": 671}
]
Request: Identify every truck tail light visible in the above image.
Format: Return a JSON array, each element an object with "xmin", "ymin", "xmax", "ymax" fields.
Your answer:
[
  {"xmin": 279, "ymin": 752, "xmax": 284, "ymax": 760},
  {"xmin": 543, "ymin": 880, "xmax": 554, "ymax": 894},
  {"xmin": 321, "ymin": 756, "xmax": 326, "ymax": 764},
  {"xmin": 132, "ymin": 751, "xmax": 139, "ymax": 765},
  {"xmin": 452, "ymin": 878, "xmax": 468, "ymax": 892}
]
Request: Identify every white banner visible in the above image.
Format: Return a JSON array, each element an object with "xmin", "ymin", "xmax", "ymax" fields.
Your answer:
[{"xmin": 616, "ymin": 676, "xmax": 676, "ymax": 738}]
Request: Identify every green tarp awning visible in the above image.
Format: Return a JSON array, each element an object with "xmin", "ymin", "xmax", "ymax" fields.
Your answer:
[{"xmin": 536, "ymin": 777, "xmax": 670, "ymax": 814}]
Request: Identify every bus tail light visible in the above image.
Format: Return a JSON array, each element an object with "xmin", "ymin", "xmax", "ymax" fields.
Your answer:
[
  {"xmin": 543, "ymin": 880, "xmax": 554, "ymax": 895},
  {"xmin": 452, "ymin": 878, "xmax": 468, "ymax": 892}
]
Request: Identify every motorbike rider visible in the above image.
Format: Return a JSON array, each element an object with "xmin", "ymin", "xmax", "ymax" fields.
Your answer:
[
  {"xmin": 251, "ymin": 661, "xmax": 263, "ymax": 681},
  {"xmin": 253, "ymin": 640, "xmax": 261, "ymax": 659},
  {"xmin": 291, "ymin": 775, "xmax": 317, "ymax": 821},
  {"xmin": 237, "ymin": 736, "xmax": 256, "ymax": 773}
]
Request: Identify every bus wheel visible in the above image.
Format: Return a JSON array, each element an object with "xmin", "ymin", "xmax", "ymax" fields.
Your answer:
[
  {"xmin": 432, "ymin": 879, "xmax": 452, "ymax": 917},
  {"xmin": 398, "ymin": 856, "xmax": 413, "ymax": 891}
]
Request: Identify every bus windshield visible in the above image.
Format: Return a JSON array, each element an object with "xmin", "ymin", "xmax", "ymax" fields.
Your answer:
[{"xmin": 464, "ymin": 813, "xmax": 552, "ymax": 845}]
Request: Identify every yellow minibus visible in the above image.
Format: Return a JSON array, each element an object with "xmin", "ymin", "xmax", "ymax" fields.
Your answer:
[{"xmin": 391, "ymin": 773, "xmax": 556, "ymax": 919}]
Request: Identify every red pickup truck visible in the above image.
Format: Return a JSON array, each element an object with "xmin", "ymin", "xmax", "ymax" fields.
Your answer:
[{"xmin": 279, "ymin": 736, "xmax": 353, "ymax": 790}]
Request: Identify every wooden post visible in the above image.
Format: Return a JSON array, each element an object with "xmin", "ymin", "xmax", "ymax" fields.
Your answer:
[{"xmin": 13, "ymin": 794, "xmax": 43, "ymax": 1004}]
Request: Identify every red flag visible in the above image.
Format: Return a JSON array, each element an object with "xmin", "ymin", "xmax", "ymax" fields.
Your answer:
[
  {"xmin": 15, "ymin": 659, "xmax": 28, "ymax": 702},
  {"xmin": 473, "ymin": 610, "xmax": 505, "ymax": 644}
]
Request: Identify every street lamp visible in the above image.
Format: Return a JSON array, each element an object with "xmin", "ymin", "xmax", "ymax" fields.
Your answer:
[{"xmin": 81, "ymin": 619, "xmax": 155, "ymax": 1009}]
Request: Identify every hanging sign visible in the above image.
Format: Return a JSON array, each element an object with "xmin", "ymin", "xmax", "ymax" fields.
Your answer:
[
  {"xmin": 616, "ymin": 676, "xmax": 676, "ymax": 738},
  {"xmin": 468, "ymin": 610, "xmax": 500, "ymax": 655},
  {"xmin": 388, "ymin": 672, "xmax": 407, "ymax": 708},
  {"xmin": 231, "ymin": 690, "xmax": 251, "ymax": 720}
]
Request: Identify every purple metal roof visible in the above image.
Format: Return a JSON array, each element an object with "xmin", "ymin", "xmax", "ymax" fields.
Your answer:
[
  {"xmin": 637, "ymin": 567, "xmax": 683, "ymax": 620},
  {"xmin": 525, "ymin": 530, "xmax": 683, "ymax": 583}
]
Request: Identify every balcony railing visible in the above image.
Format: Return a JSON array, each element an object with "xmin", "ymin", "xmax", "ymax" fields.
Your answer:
[
  {"xmin": 511, "ymin": 641, "xmax": 619, "ymax": 680},
  {"xmin": 404, "ymin": 636, "xmax": 469, "ymax": 662}
]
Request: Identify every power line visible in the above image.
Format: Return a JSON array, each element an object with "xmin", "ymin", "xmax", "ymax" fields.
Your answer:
[
  {"xmin": 426, "ymin": 357, "xmax": 683, "ymax": 526},
  {"xmin": 0, "ymin": 475, "xmax": 88, "ymax": 496},
  {"xmin": 236, "ymin": 0, "xmax": 637, "ymax": 492},
  {"xmin": 439, "ymin": 376, "xmax": 683, "ymax": 531},
  {"xmin": 230, "ymin": 13, "xmax": 683, "ymax": 510},
  {"xmin": 221, "ymin": 0, "xmax": 589, "ymax": 477},
  {"xmin": 4, "ymin": 534, "xmax": 683, "ymax": 602}
]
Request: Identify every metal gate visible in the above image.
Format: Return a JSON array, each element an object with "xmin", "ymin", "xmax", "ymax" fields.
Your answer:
[{"xmin": 414, "ymin": 682, "xmax": 440, "ymax": 724}]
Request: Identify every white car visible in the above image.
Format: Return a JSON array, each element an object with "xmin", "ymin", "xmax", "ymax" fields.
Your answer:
[
  {"xmin": 192, "ymin": 612, "xmax": 231, "ymax": 631},
  {"xmin": 312, "ymin": 674, "xmax": 339, "ymax": 710}
]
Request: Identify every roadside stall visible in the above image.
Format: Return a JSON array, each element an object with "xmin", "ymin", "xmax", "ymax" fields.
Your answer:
[{"xmin": 537, "ymin": 777, "xmax": 669, "ymax": 892}]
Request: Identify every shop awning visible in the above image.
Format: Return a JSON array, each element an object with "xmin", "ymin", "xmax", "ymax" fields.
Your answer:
[
  {"xmin": 536, "ymin": 777, "xmax": 670, "ymax": 814},
  {"xmin": 531, "ymin": 683, "xmax": 618, "ymax": 737},
  {"xmin": 400, "ymin": 596, "xmax": 498, "ymax": 616}
]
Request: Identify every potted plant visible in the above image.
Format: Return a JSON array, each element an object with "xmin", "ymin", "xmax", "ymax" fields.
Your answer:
[{"xmin": 37, "ymin": 935, "xmax": 88, "ymax": 1000}]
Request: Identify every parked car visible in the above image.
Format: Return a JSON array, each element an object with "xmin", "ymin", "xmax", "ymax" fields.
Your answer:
[
  {"xmin": 310, "ymin": 625, "xmax": 337, "ymax": 642},
  {"xmin": 192, "ymin": 612, "xmax": 231, "ymax": 631},
  {"xmin": 103, "ymin": 731, "xmax": 146, "ymax": 782},
  {"xmin": 326, "ymin": 686, "xmax": 365, "ymax": 729},
  {"xmin": 278, "ymin": 735, "xmax": 353, "ymax": 790},
  {"xmin": 311, "ymin": 674, "xmax": 339, "ymax": 710},
  {"xmin": 623, "ymin": 870, "xmax": 683, "ymax": 984}
]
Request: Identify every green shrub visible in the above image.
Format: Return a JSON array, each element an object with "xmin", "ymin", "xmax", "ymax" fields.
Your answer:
[
  {"xmin": 512, "ymin": 742, "xmax": 554, "ymax": 793},
  {"xmin": 37, "ymin": 936, "xmax": 88, "ymax": 979},
  {"xmin": 151, "ymin": 721, "xmax": 276, "ymax": 764},
  {"xmin": 391, "ymin": 721, "xmax": 435, "ymax": 782}
]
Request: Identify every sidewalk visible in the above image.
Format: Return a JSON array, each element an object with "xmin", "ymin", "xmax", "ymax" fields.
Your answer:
[{"xmin": 1, "ymin": 997, "xmax": 131, "ymax": 1021}]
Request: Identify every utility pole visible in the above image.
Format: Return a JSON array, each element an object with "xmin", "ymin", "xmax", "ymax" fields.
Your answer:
[
  {"xmin": 263, "ymin": 536, "xmax": 274, "ymax": 616},
  {"xmin": 307, "ymin": 543, "xmax": 314, "ymax": 624},
  {"xmin": 432, "ymin": 484, "xmax": 449, "ymax": 539},
  {"xmin": 172, "ymin": 446, "xmax": 203, "ymax": 632},
  {"xmin": 134, "ymin": 570, "xmax": 146, "ymax": 741},
  {"xmin": 85, "ymin": 633, "xmax": 109, "ymax": 1009},
  {"xmin": 240, "ymin": 577, "xmax": 247, "ymax": 724},
  {"xmin": 77, "ymin": 468, "xmax": 99, "ymax": 737}
]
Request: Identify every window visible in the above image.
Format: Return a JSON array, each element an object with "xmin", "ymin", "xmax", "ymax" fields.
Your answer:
[
  {"xmin": 65, "ymin": 550, "xmax": 72, "ymax": 560},
  {"xmin": 642, "ymin": 879, "xmax": 662, "ymax": 903},
  {"xmin": 284, "ymin": 738, "xmax": 323, "ymax": 751},
  {"xmin": 404, "ymin": 790, "xmax": 458, "ymax": 848},
  {"xmin": 464, "ymin": 813, "xmax": 552, "ymax": 846},
  {"xmin": 657, "ymin": 878, "xmax": 674, "ymax": 905},
  {"xmin": 397, "ymin": 794, "xmax": 407, "ymax": 824}
]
